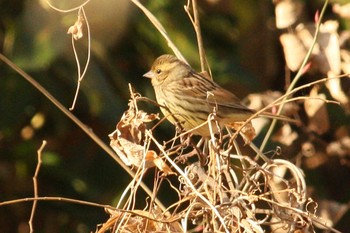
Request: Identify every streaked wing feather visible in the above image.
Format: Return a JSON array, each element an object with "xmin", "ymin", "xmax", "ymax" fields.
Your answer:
[{"xmin": 168, "ymin": 72, "xmax": 254, "ymax": 120}]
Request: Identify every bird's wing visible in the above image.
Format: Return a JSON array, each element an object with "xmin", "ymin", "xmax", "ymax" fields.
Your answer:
[{"xmin": 168, "ymin": 72, "xmax": 255, "ymax": 121}]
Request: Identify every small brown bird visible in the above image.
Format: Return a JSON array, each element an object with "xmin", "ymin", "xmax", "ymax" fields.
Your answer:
[{"xmin": 143, "ymin": 54, "xmax": 291, "ymax": 136}]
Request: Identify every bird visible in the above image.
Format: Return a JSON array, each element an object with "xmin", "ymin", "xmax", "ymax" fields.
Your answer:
[{"xmin": 143, "ymin": 54, "xmax": 293, "ymax": 137}]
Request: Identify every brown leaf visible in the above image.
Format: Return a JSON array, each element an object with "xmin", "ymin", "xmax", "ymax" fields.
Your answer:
[
  {"xmin": 280, "ymin": 21, "xmax": 341, "ymax": 74},
  {"xmin": 145, "ymin": 151, "xmax": 175, "ymax": 176},
  {"xmin": 279, "ymin": 32, "xmax": 307, "ymax": 71},
  {"xmin": 340, "ymin": 49, "xmax": 350, "ymax": 74},
  {"xmin": 318, "ymin": 21, "xmax": 341, "ymax": 75},
  {"xmin": 304, "ymin": 86, "xmax": 329, "ymax": 135},
  {"xmin": 275, "ymin": 0, "xmax": 303, "ymax": 29},
  {"xmin": 100, "ymin": 208, "xmax": 183, "ymax": 233},
  {"xmin": 333, "ymin": 3, "xmax": 350, "ymax": 19},
  {"xmin": 327, "ymin": 138, "xmax": 350, "ymax": 158},
  {"xmin": 230, "ymin": 121, "xmax": 256, "ymax": 143},
  {"xmin": 326, "ymin": 73, "xmax": 349, "ymax": 106},
  {"xmin": 327, "ymin": 127, "xmax": 350, "ymax": 158},
  {"xmin": 272, "ymin": 124, "xmax": 298, "ymax": 146},
  {"xmin": 314, "ymin": 200, "xmax": 349, "ymax": 229},
  {"xmin": 244, "ymin": 91, "xmax": 299, "ymax": 135},
  {"xmin": 302, "ymin": 142, "xmax": 328, "ymax": 169},
  {"xmin": 67, "ymin": 13, "xmax": 84, "ymax": 40},
  {"xmin": 109, "ymin": 101, "xmax": 159, "ymax": 168}
]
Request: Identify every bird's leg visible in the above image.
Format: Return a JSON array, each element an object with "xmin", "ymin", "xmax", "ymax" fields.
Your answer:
[
  {"xmin": 179, "ymin": 131, "xmax": 192, "ymax": 147},
  {"xmin": 175, "ymin": 137, "xmax": 207, "ymax": 165},
  {"xmin": 165, "ymin": 107, "xmax": 207, "ymax": 165}
]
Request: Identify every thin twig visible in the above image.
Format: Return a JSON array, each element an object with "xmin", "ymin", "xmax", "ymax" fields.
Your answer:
[
  {"xmin": 229, "ymin": 73, "xmax": 346, "ymax": 156},
  {"xmin": 191, "ymin": 0, "xmax": 205, "ymax": 71},
  {"xmin": 46, "ymin": 0, "xmax": 91, "ymax": 12},
  {"xmin": 28, "ymin": 140, "xmax": 47, "ymax": 233},
  {"xmin": 260, "ymin": 0, "xmax": 329, "ymax": 150},
  {"xmin": 130, "ymin": 0, "xmax": 187, "ymax": 64},
  {"xmin": 184, "ymin": 0, "xmax": 207, "ymax": 72},
  {"xmin": 70, "ymin": 7, "xmax": 91, "ymax": 110},
  {"xmin": 0, "ymin": 53, "xmax": 166, "ymax": 213},
  {"xmin": 146, "ymin": 130, "xmax": 230, "ymax": 233},
  {"xmin": 0, "ymin": 196, "xmax": 177, "ymax": 224},
  {"xmin": 47, "ymin": 1, "xmax": 92, "ymax": 110}
]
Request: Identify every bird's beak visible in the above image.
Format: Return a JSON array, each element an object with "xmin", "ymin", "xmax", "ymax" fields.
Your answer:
[{"xmin": 143, "ymin": 70, "xmax": 155, "ymax": 79}]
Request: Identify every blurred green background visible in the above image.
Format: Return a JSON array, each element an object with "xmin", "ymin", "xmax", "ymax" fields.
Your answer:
[{"xmin": 1, "ymin": 0, "xmax": 350, "ymax": 232}]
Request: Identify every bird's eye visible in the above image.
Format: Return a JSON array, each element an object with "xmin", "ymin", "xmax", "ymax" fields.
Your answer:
[{"xmin": 156, "ymin": 69, "xmax": 162, "ymax": 74}]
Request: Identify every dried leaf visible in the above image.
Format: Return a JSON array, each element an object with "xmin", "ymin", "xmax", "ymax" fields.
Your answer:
[
  {"xmin": 327, "ymin": 135, "xmax": 350, "ymax": 158},
  {"xmin": 67, "ymin": 13, "xmax": 84, "ymax": 40},
  {"xmin": 231, "ymin": 121, "xmax": 256, "ymax": 143},
  {"xmin": 302, "ymin": 142, "xmax": 328, "ymax": 169},
  {"xmin": 279, "ymin": 32, "xmax": 307, "ymax": 71},
  {"xmin": 326, "ymin": 126, "xmax": 350, "ymax": 158},
  {"xmin": 304, "ymin": 86, "xmax": 329, "ymax": 135},
  {"xmin": 272, "ymin": 124, "xmax": 298, "ymax": 146},
  {"xmin": 318, "ymin": 21, "xmax": 341, "ymax": 75},
  {"xmin": 297, "ymin": 23, "xmax": 318, "ymax": 49},
  {"xmin": 100, "ymin": 208, "xmax": 183, "ymax": 233},
  {"xmin": 109, "ymin": 131, "xmax": 132, "ymax": 166},
  {"xmin": 245, "ymin": 91, "xmax": 299, "ymax": 135},
  {"xmin": 333, "ymin": 3, "xmax": 350, "ymax": 19},
  {"xmin": 340, "ymin": 49, "xmax": 350, "ymax": 74},
  {"xmin": 109, "ymin": 101, "xmax": 159, "ymax": 168},
  {"xmin": 326, "ymin": 73, "xmax": 349, "ymax": 106},
  {"xmin": 275, "ymin": 0, "xmax": 303, "ymax": 29},
  {"xmin": 145, "ymin": 150, "xmax": 174, "ymax": 175},
  {"xmin": 280, "ymin": 21, "xmax": 341, "ymax": 74},
  {"xmin": 314, "ymin": 200, "xmax": 349, "ymax": 229}
]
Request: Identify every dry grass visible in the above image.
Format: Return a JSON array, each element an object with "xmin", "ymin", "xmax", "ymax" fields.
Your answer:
[{"xmin": 105, "ymin": 83, "xmax": 338, "ymax": 232}]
